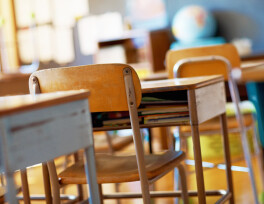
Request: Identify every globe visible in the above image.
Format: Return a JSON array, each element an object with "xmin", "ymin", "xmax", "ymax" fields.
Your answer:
[{"xmin": 172, "ymin": 5, "xmax": 217, "ymax": 42}]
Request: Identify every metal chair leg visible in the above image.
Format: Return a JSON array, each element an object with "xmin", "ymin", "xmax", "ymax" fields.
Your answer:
[
  {"xmin": 229, "ymin": 78, "xmax": 259, "ymax": 204},
  {"xmin": 98, "ymin": 184, "xmax": 104, "ymax": 204},
  {"xmin": 21, "ymin": 169, "xmax": 30, "ymax": 204},
  {"xmin": 42, "ymin": 163, "xmax": 52, "ymax": 204},
  {"xmin": 252, "ymin": 122, "xmax": 264, "ymax": 192},
  {"xmin": 178, "ymin": 164, "xmax": 189, "ymax": 204},
  {"xmin": 220, "ymin": 113, "xmax": 234, "ymax": 204}
]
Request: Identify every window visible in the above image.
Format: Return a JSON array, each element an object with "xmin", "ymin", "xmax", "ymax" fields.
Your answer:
[
  {"xmin": 0, "ymin": 0, "xmax": 19, "ymax": 72},
  {"xmin": 14, "ymin": 0, "xmax": 89, "ymax": 65}
]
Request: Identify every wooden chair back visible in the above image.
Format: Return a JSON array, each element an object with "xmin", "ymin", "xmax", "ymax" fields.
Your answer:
[
  {"xmin": 29, "ymin": 64, "xmax": 152, "ymax": 203},
  {"xmin": 166, "ymin": 44, "xmax": 240, "ymax": 80},
  {"xmin": 29, "ymin": 64, "xmax": 141, "ymax": 112}
]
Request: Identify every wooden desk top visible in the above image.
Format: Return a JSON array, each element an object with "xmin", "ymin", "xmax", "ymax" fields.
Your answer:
[
  {"xmin": 141, "ymin": 75, "xmax": 223, "ymax": 93},
  {"xmin": 233, "ymin": 61, "xmax": 264, "ymax": 82},
  {"xmin": 98, "ymin": 29, "xmax": 149, "ymax": 44},
  {"xmin": 142, "ymin": 71, "xmax": 168, "ymax": 81},
  {"xmin": 0, "ymin": 90, "xmax": 90, "ymax": 117},
  {"xmin": 0, "ymin": 73, "xmax": 30, "ymax": 81},
  {"xmin": 144, "ymin": 59, "xmax": 264, "ymax": 83},
  {"xmin": 0, "ymin": 73, "xmax": 30, "ymax": 96}
]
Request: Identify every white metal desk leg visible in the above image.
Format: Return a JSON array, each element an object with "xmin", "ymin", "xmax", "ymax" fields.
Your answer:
[
  {"xmin": 1, "ymin": 119, "xmax": 19, "ymax": 204},
  {"xmin": 6, "ymin": 172, "xmax": 19, "ymax": 204},
  {"xmin": 21, "ymin": 169, "xmax": 30, "ymax": 204},
  {"xmin": 84, "ymin": 146, "xmax": 101, "ymax": 204}
]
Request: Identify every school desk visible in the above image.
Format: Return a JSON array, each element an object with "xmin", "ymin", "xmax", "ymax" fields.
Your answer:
[
  {"xmin": 94, "ymin": 75, "xmax": 233, "ymax": 204},
  {"xmin": 0, "ymin": 90, "xmax": 100, "ymax": 203}
]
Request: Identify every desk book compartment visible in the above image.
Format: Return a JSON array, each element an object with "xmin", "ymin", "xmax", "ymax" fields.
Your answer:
[{"xmin": 92, "ymin": 91, "xmax": 189, "ymax": 127}]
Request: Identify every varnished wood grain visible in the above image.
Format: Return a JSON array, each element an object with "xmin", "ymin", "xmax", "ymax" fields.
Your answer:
[
  {"xmin": 142, "ymin": 71, "xmax": 168, "ymax": 81},
  {"xmin": 58, "ymin": 150, "xmax": 185, "ymax": 184},
  {"xmin": 234, "ymin": 62, "xmax": 264, "ymax": 82},
  {"xmin": 0, "ymin": 186, "xmax": 5, "ymax": 203},
  {"xmin": 0, "ymin": 73, "xmax": 30, "ymax": 81},
  {"xmin": 0, "ymin": 73, "xmax": 30, "ymax": 96},
  {"xmin": 0, "ymin": 90, "xmax": 89, "ymax": 117},
  {"xmin": 166, "ymin": 44, "xmax": 240, "ymax": 80},
  {"xmin": 29, "ymin": 64, "xmax": 142, "ymax": 112},
  {"xmin": 141, "ymin": 75, "xmax": 223, "ymax": 93}
]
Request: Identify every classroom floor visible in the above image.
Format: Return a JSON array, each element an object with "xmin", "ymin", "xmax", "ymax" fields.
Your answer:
[{"xmin": 13, "ymin": 132, "xmax": 263, "ymax": 204}]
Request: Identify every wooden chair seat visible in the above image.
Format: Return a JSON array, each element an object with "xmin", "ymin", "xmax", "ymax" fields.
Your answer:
[
  {"xmin": 180, "ymin": 114, "xmax": 254, "ymax": 133},
  {"xmin": 94, "ymin": 133, "xmax": 133, "ymax": 152},
  {"xmin": 58, "ymin": 150, "xmax": 185, "ymax": 184}
]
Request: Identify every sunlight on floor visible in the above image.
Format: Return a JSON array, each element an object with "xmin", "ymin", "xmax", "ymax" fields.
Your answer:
[{"xmin": 11, "ymin": 141, "xmax": 262, "ymax": 204}]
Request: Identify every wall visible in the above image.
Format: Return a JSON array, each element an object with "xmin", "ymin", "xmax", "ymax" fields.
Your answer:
[
  {"xmin": 89, "ymin": 0, "xmax": 126, "ymax": 16},
  {"xmin": 164, "ymin": 0, "xmax": 264, "ymax": 54},
  {"xmin": 88, "ymin": 0, "xmax": 264, "ymax": 54}
]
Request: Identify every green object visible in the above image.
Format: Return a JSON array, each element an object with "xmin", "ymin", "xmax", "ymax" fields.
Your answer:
[
  {"xmin": 186, "ymin": 130, "xmax": 254, "ymax": 161},
  {"xmin": 225, "ymin": 100, "xmax": 256, "ymax": 117},
  {"xmin": 259, "ymin": 191, "xmax": 264, "ymax": 204},
  {"xmin": 184, "ymin": 100, "xmax": 256, "ymax": 160},
  {"xmin": 0, "ymin": 17, "xmax": 5, "ymax": 27},
  {"xmin": 31, "ymin": 12, "xmax": 35, "ymax": 19},
  {"xmin": 179, "ymin": 198, "xmax": 194, "ymax": 204}
]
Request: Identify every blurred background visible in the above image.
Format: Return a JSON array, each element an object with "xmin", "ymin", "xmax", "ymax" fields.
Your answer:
[
  {"xmin": 1, "ymin": 1, "xmax": 264, "ymax": 203},
  {"xmin": 0, "ymin": 0, "xmax": 264, "ymax": 76}
]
